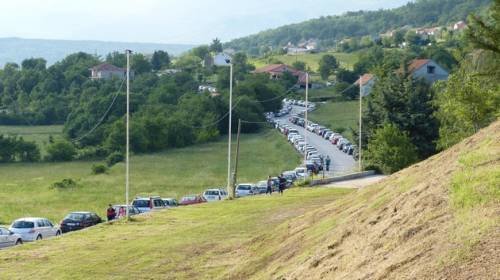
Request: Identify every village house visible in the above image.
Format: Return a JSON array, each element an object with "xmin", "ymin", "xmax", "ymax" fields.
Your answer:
[
  {"xmin": 453, "ymin": 20, "xmax": 467, "ymax": 31},
  {"xmin": 354, "ymin": 73, "xmax": 376, "ymax": 96},
  {"xmin": 253, "ymin": 64, "xmax": 311, "ymax": 88},
  {"xmin": 90, "ymin": 63, "xmax": 133, "ymax": 80},
  {"xmin": 416, "ymin": 27, "xmax": 441, "ymax": 39},
  {"xmin": 284, "ymin": 39, "xmax": 318, "ymax": 55},
  {"xmin": 405, "ymin": 59, "xmax": 449, "ymax": 83}
]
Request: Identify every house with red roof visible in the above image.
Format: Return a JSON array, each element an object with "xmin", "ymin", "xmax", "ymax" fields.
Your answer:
[
  {"xmin": 253, "ymin": 64, "xmax": 310, "ymax": 88},
  {"xmin": 453, "ymin": 21, "xmax": 467, "ymax": 31},
  {"xmin": 354, "ymin": 73, "xmax": 376, "ymax": 96},
  {"xmin": 90, "ymin": 63, "xmax": 133, "ymax": 80},
  {"xmin": 405, "ymin": 59, "xmax": 449, "ymax": 83}
]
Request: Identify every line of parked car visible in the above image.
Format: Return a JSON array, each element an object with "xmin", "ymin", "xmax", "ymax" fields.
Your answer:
[{"xmin": 289, "ymin": 115, "xmax": 358, "ymax": 159}]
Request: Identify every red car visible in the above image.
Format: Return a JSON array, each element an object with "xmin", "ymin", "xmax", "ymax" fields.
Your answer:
[{"xmin": 179, "ymin": 195, "xmax": 207, "ymax": 206}]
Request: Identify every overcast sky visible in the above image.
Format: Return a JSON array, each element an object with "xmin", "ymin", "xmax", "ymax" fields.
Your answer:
[{"xmin": 0, "ymin": 0, "xmax": 410, "ymax": 44}]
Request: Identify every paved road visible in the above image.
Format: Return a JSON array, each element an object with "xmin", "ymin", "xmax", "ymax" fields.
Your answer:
[
  {"xmin": 276, "ymin": 106, "xmax": 357, "ymax": 175},
  {"xmin": 326, "ymin": 175, "xmax": 387, "ymax": 189}
]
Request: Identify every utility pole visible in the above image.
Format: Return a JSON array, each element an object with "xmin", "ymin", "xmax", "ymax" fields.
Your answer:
[
  {"xmin": 232, "ymin": 119, "xmax": 242, "ymax": 197},
  {"xmin": 227, "ymin": 62, "xmax": 233, "ymax": 198},
  {"xmin": 125, "ymin": 49, "xmax": 131, "ymax": 219},
  {"xmin": 358, "ymin": 75, "xmax": 363, "ymax": 172}
]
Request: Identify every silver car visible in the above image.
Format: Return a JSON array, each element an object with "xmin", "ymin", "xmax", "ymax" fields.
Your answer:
[
  {"xmin": 0, "ymin": 227, "xmax": 23, "ymax": 248},
  {"xmin": 9, "ymin": 218, "xmax": 61, "ymax": 241},
  {"xmin": 202, "ymin": 188, "xmax": 228, "ymax": 202},
  {"xmin": 235, "ymin": 184, "xmax": 255, "ymax": 197}
]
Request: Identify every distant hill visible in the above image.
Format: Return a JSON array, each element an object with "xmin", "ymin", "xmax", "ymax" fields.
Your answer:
[
  {"xmin": 226, "ymin": 0, "xmax": 491, "ymax": 55},
  {"xmin": 0, "ymin": 37, "xmax": 195, "ymax": 67}
]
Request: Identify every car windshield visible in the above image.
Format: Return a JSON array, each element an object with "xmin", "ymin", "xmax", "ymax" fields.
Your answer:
[
  {"xmin": 12, "ymin": 221, "xmax": 34, "ymax": 228},
  {"xmin": 64, "ymin": 213, "xmax": 86, "ymax": 221},
  {"xmin": 238, "ymin": 185, "xmax": 251, "ymax": 190},
  {"xmin": 205, "ymin": 191, "xmax": 219, "ymax": 195},
  {"xmin": 133, "ymin": 200, "xmax": 149, "ymax": 207}
]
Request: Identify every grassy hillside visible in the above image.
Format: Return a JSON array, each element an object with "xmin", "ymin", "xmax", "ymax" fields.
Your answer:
[
  {"xmin": 308, "ymin": 101, "xmax": 360, "ymax": 141},
  {"xmin": 0, "ymin": 121, "xmax": 497, "ymax": 279},
  {"xmin": 0, "ymin": 129, "xmax": 300, "ymax": 224},
  {"xmin": 0, "ymin": 125, "xmax": 64, "ymax": 155},
  {"xmin": 249, "ymin": 51, "xmax": 357, "ymax": 71}
]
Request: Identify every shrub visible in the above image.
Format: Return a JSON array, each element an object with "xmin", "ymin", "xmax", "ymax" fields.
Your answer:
[
  {"xmin": 365, "ymin": 123, "xmax": 419, "ymax": 174},
  {"xmin": 76, "ymin": 146, "xmax": 108, "ymax": 160},
  {"xmin": 46, "ymin": 140, "xmax": 76, "ymax": 161},
  {"xmin": 106, "ymin": 151, "xmax": 124, "ymax": 167},
  {"xmin": 50, "ymin": 178, "xmax": 78, "ymax": 189},
  {"xmin": 91, "ymin": 164, "xmax": 108, "ymax": 175}
]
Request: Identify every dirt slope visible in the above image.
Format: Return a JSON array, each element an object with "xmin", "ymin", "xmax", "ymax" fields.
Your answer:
[{"xmin": 225, "ymin": 121, "xmax": 500, "ymax": 279}]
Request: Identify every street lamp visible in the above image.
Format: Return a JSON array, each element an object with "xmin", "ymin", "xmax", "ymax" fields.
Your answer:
[
  {"xmin": 214, "ymin": 53, "xmax": 234, "ymax": 198},
  {"xmin": 125, "ymin": 49, "xmax": 132, "ymax": 219}
]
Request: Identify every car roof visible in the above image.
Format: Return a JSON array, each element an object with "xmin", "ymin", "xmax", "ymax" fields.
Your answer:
[
  {"xmin": 204, "ymin": 189, "xmax": 222, "ymax": 192},
  {"xmin": 13, "ymin": 217, "xmax": 45, "ymax": 221}
]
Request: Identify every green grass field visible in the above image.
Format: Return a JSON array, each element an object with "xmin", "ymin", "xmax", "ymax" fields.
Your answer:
[
  {"xmin": 0, "ymin": 129, "xmax": 300, "ymax": 224},
  {"xmin": 308, "ymin": 101, "xmax": 360, "ymax": 141},
  {"xmin": 0, "ymin": 187, "xmax": 352, "ymax": 279},
  {"xmin": 0, "ymin": 125, "xmax": 64, "ymax": 155},
  {"xmin": 249, "ymin": 51, "xmax": 358, "ymax": 72}
]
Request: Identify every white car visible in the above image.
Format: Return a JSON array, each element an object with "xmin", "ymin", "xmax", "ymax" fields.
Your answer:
[
  {"xmin": 202, "ymin": 188, "xmax": 228, "ymax": 202},
  {"xmin": 235, "ymin": 184, "xmax": 255, "ymax": 197},
  {"xmin": 0, "ymin": 227, "xmax": 23, "ymax": 248},
  {"xmin": 9, "ymin": 218, "xmax": 61, "ymax": 241},
  {"xmin": 294, "ymin": 167, "xmax": 309, "ymax": 178}
]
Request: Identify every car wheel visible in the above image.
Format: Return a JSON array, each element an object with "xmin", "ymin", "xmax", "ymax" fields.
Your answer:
[
  {"xmin": 15, "ymin": 239, "xmax": 23, "ymax": 245},
  {"xmin": 36, "ymin": 235, "xmax": 42, "ymax": 240}
]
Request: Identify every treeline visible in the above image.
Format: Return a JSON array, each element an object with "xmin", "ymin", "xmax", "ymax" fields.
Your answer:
[
  {"xmin": 1, "ymin": 42, "xmax": 289, "ymax": 162},
  {"xmin": 225, "ymin": 0, "xmax": 491, "ymax": 55},
  {"xmin": 0, "ymin": 135, "xmax": 40, "ymax": 162},
  {"xmin": 358, "ymin": 3, "xmax": 500, "ymax": 173}
]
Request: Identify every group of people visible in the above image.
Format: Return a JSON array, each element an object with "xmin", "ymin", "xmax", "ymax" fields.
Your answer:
[
  {"xmin": 106, "ymin": 205, "xmax": 127, "ymax": 221},
  {"xmin": 266, "ymin": 174, "xmax": 287, "ymax": 195}
]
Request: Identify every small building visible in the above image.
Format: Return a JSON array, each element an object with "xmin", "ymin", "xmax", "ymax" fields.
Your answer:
[
  {"xmin": 354, "ymin": 74, "xmax": 376, "ymax": 96},
  {"xmin": 453, "ymin": 21, "xmax": 467, "ymax": 31},
  {"xmin": 253, "ymin": 64, "xmax": 311, "ymax": 88},
  {"xmin": 90, "ymin": 63, "xmax": 133, "ymax": 80},
  {"xmin": 406, "ymin": 59, "xmax": 449, "ymax": 83}
]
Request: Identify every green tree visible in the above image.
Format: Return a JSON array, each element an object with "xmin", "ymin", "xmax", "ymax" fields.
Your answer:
[
  {"xmin": 404, "ymin": 30, "xmax": 420, "ymax": 46},
  {"xmin": 434, "ymin": 59, "xmax": 499, "ymax": 149},
  {"xmin": 466, "ymin": 0, "xmax": 500, "ymax": 55},
  {"xmin": 132, "ymin": 53, "xmax": 152, "ymax": 74},
  {"xmin": 150, "ymin": 50, "xmax": 170, "ymax": 71},
  {"xmin": 318, "ymin": 54, "xmax": 339, "ymax": 80},
  {"xmin": 365, "ymin": 123, "xmax": 418, "ymax": 174},
  {"xmin": 292, "ymin": 61, "xmax": 306, "ymax": 71},
  {"xmin": 46, "ymin": 140, "xmax": 76, "ymax": 161},
  {"xmin": 210, "ymin": 38, "xmax": 223, "ymax": 53},
  {"xmin": 105, "ymin": 52, "xmax": 127, "ymax": 68}
]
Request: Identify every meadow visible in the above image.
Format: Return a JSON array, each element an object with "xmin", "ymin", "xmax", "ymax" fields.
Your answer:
[
  {"xmin": 0, "ymin": 125, "xmax": 64, "ymax": 155},
  {"xmin": 249, "ymin": 51, "xmax": 358, "ymax": 71},
  {"xmin": 308, "ymin": 100, "xmax": 361, "ymax": 141},
  {"xmin": 0, "ymin": 129, "xmax": 300, "ymax": 224}
]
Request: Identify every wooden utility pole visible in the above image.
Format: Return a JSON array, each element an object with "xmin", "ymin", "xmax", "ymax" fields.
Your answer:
[{"xmin": 231, "ymin": 119, "xmax": 242, "ymax": 198}]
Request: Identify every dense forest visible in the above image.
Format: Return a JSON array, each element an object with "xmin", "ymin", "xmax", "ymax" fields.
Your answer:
[{"xmin": 226, "ymin": 0, "xmax": 491, "ymax": 55}]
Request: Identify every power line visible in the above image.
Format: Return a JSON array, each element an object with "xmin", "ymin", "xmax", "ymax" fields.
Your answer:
[{"xmin": 70, "ymin": 78, "xmax": 126, "ymax": 143}]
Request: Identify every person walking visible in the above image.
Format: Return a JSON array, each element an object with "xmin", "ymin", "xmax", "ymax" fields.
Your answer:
[
  {"xmin": 325, "ymin": 155, "xmax": 331, "ymax": 172},
  {"xmin": 266, "ymin": 175, "xmax": 273, "ymax": 195},
  {"xmin": 278, "ymin": 174, "xmax": 286, "ymax": 195},
  {"xmin": 106, "ymin": 204, "xmax": 116, "ymax": 221}
]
